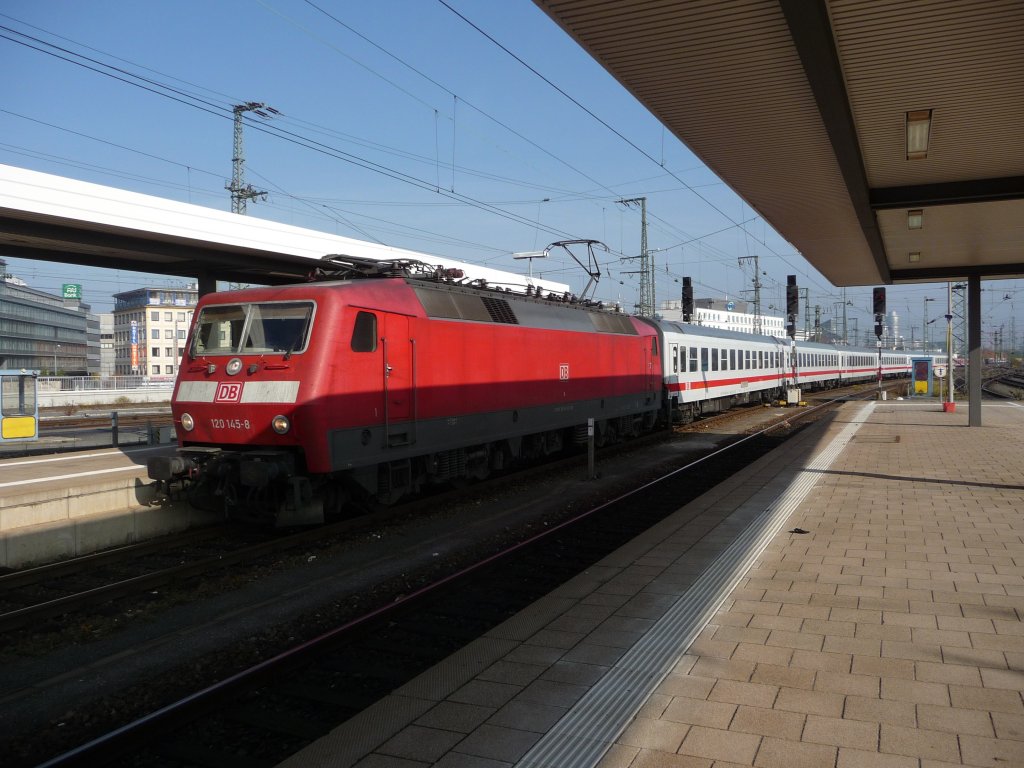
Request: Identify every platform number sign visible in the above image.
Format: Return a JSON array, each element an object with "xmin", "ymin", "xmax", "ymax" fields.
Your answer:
[{"xmin": 559, "ymin": 364, "xmax": 570, "ymax": 381}]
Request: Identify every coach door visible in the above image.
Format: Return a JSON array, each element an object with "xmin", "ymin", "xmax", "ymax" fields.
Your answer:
[{"xmin": 382, "ymin": 314, "xmax": 416, "ymax": 447}]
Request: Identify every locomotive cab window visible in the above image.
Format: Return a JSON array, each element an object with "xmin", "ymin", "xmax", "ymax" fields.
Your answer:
[
  {"xmin": 245, "ymin": 303, "xmax": 313, "ymax": 354},
  {"xmin": 193, "ymin": 301, "xmax": 314, "ymax": 356},
  {"xmin": 351, "ymin": 311, "xmax": 378, "ymax": 352}
]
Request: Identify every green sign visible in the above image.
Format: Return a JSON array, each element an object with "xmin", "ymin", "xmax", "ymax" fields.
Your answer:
[{"xmin": 62, "ymin": 283, "xmax": 82, "ymax": 299}]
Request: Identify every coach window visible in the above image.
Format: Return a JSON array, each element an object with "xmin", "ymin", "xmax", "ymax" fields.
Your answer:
[
  {"xmin": 730, "ymin": 349, "xmax": 736, "ymax": 370},
  {"xmin": 689, "ymin": 346, "xmax": 698, "ymax": 372},
  {"xmin": 721, "ymin": 348, "xmax": 727, "ymax": 370},
  {"xmin": 711, "ymin": 348, "xmax": 719, "ymax": 371},
  {"xmin": 671, "ymin": 345, "xmax": 679, "ymax": 374},
  {"xmin": 700, "ymin": 347, "xmax": 708, "ymax": 372},
  {"xmin": 351, "ymin": 311, "xmax": 378, "ymax": 352}
]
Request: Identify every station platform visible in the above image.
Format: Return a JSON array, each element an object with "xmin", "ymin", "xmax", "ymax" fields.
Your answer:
[
  {"xmin": 281, "ymin": 399, "xmax": 1024, "ymax": 768},
  {"xmin": 0, "ymin": 445, "xmax": 208, "ymax": 568}
]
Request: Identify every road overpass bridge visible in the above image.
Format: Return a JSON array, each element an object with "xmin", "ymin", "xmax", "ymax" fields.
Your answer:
[{"xmin": 0, "ymin": 163, "xmax": 567, "ymax": 296}]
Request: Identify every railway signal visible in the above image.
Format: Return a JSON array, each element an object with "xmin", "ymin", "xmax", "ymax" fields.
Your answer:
[
  {"xmin": 786, "ymin": 275, "xmax": 798, "ymax": 339},
  {"xmin": 873, "ymin": 287, "xmax": 886, "ymax": 338}
]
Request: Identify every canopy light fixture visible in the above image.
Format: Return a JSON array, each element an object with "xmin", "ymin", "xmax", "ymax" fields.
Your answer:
[
  {"xmin": 906, "ymin": 110, "xmax": 932, "ymax": 159},
  {"xmin": 907, "ymin": 209, "xmax": 923, "ymax": 229},
  {"xmin": 909, "ymin": 251, "xmax": 921, "ymax": 263}
]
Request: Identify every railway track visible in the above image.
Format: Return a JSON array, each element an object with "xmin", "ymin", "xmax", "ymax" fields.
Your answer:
[
  {"xmin": 25, "ymin": 390, "xmax": 859, "ymax": 768},
  {"xmin": 0, "ymin": 380, "xmax": 889, "ymax": 645},
  {"xmin": 0, "ymin": 526, "xmax": 285, "ymax": 636},
  {"xmin": 39, "ymin": 409, "xmax": 173, "ymax": 432}
]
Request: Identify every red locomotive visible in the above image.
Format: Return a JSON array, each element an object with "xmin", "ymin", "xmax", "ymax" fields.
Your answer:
[{"xmin": 149, "ymin": 255, "xmax": 662, "ymax": 524}]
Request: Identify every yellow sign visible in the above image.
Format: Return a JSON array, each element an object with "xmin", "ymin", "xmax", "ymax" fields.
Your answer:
[{"xmin": 1, "ymin": 415, "xmax": 37, "ymax": 439}]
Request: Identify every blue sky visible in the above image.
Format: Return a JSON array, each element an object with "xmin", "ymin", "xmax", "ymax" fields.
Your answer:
[{"xmin": 1, "ymin": 0, "xmax": 1020, "ymax": 350}]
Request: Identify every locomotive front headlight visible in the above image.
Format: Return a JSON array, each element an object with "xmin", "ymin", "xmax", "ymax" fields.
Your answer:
[
  {"xmin": 180, "ymin": 412, "xmax": 195, "ymax": 432},
  {"xmin": 226, "ymin": 358, "xmax": 243, "ymax": 375},
  {"xmin": 271, "ymin": 415, "xmax": 290, "ymax": 434}
]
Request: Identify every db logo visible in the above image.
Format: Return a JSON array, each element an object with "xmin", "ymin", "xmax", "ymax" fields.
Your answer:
[
  {"xmin": 215, "ymin": 382, "xmax": 243, "ymax": 402},
  {"xmin": 559, "ymin": 364, "xmax": 570, "ymax": 381}
]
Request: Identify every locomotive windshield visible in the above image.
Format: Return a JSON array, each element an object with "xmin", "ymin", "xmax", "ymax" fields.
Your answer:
[{"xmin": 192, "ymin": 301, "xmax": 314, "ymax": 356}]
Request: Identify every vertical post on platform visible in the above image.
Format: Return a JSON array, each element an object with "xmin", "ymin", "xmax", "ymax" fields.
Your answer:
[
  {"xmin": 877, "ymin": 341, "xmax": 882, "ymax": 397},
  {"xmin": 968, "ymin": 275, "xmax": 982, "ymax": 426},
  {"xmin": 946, "ymin": 282, "xmax": 954, "ymax": 406},
  {"xmin": 111, "ymin": 410, "xmax": 119, "ymax": 448},
  {"xmin": 873, "ymin": 287, "xmax": 886, "ymax": 400},
  {"xmin": 587, "ymin": 418, "xmax": 595, "ymax": 480}
]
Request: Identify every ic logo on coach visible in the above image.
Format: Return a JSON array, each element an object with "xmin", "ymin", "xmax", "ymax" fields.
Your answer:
[{"xmin": 215, "ymin": 382, "xmax": 243, "ymax": 402}]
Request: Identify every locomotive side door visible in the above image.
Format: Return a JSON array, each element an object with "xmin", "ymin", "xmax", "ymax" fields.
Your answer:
[{"xmin": 382, "ymin": 314, "xmax": 416, "ymax": 447}]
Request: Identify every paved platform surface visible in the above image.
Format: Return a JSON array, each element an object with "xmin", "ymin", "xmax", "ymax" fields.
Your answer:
[{"xmin": 281, "ymin": 400, "xmax": 1024, "ymax": 768}]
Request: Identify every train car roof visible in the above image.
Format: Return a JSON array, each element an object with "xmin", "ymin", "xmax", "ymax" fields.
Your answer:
[
  {"xmin": 196, "ymin": 275, "xmax": 650, "ymax": 337},
  {"xmin": 652, "ymin": 319, "xmax": 918, "ymax": 358},
  {"xmin": 653, "ymin": 320, "xmax": 794, "ymax": 345}
]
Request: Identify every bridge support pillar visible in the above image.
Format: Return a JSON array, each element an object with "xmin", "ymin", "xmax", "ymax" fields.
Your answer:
[{"xmin": 195, "ymin": 272, "xmax": 217, "ymax": 298}]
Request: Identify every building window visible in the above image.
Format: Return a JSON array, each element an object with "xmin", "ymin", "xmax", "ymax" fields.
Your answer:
[
  {"xmin": 151, "ymin": 311, "xmax": 159, "ymax": 321},
  {"xmin": 152, "ymin": 347, "xmax": 160, "ymax": 357},
  {"xmin": 151, "ymin": 329, "xmax": 159, "ymax": 339},
  {"xmin": 164, "ymin": 312, "xmax": 172, "ymax": 322}
]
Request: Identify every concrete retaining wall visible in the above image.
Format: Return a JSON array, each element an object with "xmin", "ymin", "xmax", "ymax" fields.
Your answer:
[{"xmin": 0, "ymin": 478, "xmax": 220, "ymax": 568}]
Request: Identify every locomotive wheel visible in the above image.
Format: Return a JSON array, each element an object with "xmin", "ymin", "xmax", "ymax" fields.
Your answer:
[
  {"xmin": 322, "ymin": 481, "xmax": 351, "ymax": 521},
  {"xmin": 185, "ymin": 471, "xmax": 222, "ymax": 514}
]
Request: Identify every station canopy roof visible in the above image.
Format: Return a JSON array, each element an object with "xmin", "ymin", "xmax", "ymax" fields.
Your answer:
[{"xmin": 534, "ymin": 0, "xmax": 1024, "ymax": 286}]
